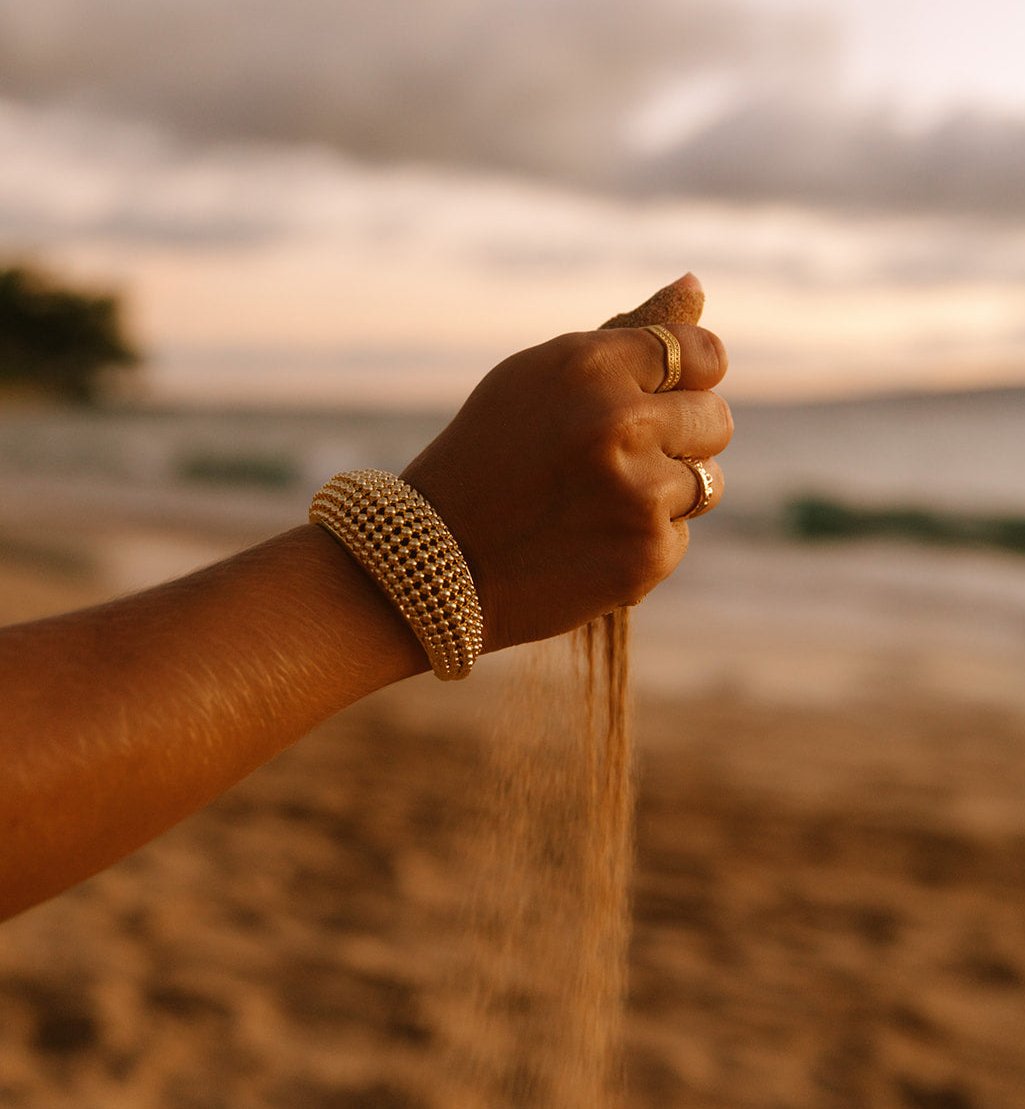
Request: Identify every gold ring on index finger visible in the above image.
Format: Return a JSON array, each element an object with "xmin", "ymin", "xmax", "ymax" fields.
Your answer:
[{"xmin": 643, "ymin": 324, "xmax": 682, "ymax": 392}]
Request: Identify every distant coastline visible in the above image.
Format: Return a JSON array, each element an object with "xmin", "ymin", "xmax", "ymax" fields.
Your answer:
[
  {"xmin": 80, "ymin": 377, "xmax": 1025, "ymax": 419},
  {"xmin": 2, "ymin": 385, "xmax": 1022, "ymax": 533}
]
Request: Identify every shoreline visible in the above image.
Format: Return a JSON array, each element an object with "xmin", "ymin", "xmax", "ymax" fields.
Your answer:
[{"xmin": 4, "ymin": 511, "xmax": 1025, "ymax": 715}]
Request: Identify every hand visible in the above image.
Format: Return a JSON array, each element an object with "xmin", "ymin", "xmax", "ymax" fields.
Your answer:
[
  {"xmin": 0, "ymin": 275, "xmax": 730, "ymax": 918},
  {"xmin": 401, "ymin": 281, "xmax": 732, "ymax": 651}
]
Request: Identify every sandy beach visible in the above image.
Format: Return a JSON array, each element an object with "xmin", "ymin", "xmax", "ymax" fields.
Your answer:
[
  {"xmin": 4, "ymin": 0, "xmax": 1025, "ymax": 1099},
  {"xmin": 1, "ymin": 521, "xmax": 1024, "ymax": 1108}
]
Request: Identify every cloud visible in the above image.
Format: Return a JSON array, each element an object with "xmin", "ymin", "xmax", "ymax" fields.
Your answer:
[
  {"xmin": 0, "ymin": 0, "xmax": 1022, "ymax": 219},
  {"xmin": 640, "ymin": 100, "xmax": 1025, "ymax": 218},
  {"xmin": 0, "ymin": 101, "xmax": 303, "ymax": 246},
  {"xmin": 0, "ymin": 0, "xmax": 765, "ymax": 178}
]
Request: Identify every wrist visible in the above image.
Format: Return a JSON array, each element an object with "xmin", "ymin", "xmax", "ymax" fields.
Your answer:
[{"xmin": 295, "ymin": 524, "xmax": 431, "ymax": 692}]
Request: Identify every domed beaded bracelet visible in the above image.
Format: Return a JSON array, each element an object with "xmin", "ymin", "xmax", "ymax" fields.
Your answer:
[{"xmin": 309, "ymin": 469, "xmax": 484, "ymax": 680}]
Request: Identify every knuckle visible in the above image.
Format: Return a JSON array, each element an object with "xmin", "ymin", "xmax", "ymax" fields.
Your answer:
[
  {"xmin": 706, "ymin": 388, "xmax": 732, "ymax": 426},
  {"xmin": 644, "ymin": 528, "xmax": 680, "ymax": 581},
  {"xmin": 697, "ymin": 327, "xmax": 728, "ymax": 377},
  {"xmin": 631, "ymin": 483, "xmax": 668, "ymax": 529},
  {"xmin": 689, "ymin": 390, "xmax": 733, "ymax": 449},
  {"xmin": 585, "ymin": 402, "xmax": 649, "ymax": 471},
  {"xmin": 561, "ymin": 330, "xmax": 618, "ymax": 387},
  {"xmin": 608, "ymin": 404, "xmax": 650, "ymax": 453},
  {"xmin": 614, "ymin": 479, "xmax": 679, "ymax": 586},
  {"xmin": 617, "ymin": 527, "xmax": 678, "ymax": 603},
  {"xmin": 677, "ymin": 393, "xmax": 702, "ymax": 433}
]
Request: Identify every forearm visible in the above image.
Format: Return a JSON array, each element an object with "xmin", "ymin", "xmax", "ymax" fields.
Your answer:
[
  {"xmin": 0, "ymin": 275, "xmax": 733, "ymax": 920},
  {"xmin": 0, "ymin": 524, "xmax": 427, "ymax": 919}
]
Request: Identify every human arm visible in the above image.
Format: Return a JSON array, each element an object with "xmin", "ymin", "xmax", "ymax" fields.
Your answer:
[
  {"xmin": 0, "ymin": 284, "xmax": 731, "ymax": 920},
  {"xmin": 0, "ymin": 524, "xmax": 432, "ymax": 918}
]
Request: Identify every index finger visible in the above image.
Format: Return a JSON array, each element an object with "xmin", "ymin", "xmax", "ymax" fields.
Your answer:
[{"xmin": 624, "ymin": 323, "xmax": 729, "ymax": 393}]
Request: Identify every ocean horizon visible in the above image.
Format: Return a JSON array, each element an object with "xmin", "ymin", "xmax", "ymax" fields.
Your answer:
[
  {"xmin": 2, "ymin": 382, "xmax": 1022, "ymax": 533},
  {"xmin": 2, "ymin": 382, "xmax": 1023, "ymax": 710}
]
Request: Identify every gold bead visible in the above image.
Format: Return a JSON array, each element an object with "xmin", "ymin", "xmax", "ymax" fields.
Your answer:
[{"xmin": 309, "ymin": 469, "xmax": 484, "ymax": 680}]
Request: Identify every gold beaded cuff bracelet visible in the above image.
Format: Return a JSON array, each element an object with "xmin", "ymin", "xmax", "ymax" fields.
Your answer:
[{"xmin": 309, "ymin": 469, "xmax": 485, "ymax": 681}]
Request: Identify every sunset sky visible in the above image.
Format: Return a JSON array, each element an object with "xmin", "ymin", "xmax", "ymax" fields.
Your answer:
[{"xmin": 1, "ymin": 0, "xmax": 1023, "ymax": 405}]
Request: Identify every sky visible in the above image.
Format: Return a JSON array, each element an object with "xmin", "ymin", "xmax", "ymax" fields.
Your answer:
[{"xmin": 1, "ymin": 0, "xmax": 1023, "ymax": 405}]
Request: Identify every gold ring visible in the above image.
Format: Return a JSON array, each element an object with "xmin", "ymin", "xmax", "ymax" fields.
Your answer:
[
  {"xmin": 679, "ymin": 457, "xmax": 714, "ymax": 519},
  {"xmin": 642, "ymin": 324, "xmax": 682, "ymax": 392}
]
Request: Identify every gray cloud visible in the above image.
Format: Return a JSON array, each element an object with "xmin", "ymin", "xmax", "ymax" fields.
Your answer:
[
  {"xmin": 0, "ymin": 103, "xmax": 310, "ymax": 246},
  {"xmin": 1, "ymin": 0, "xmax": 1022, "ymax": 218},
  {"xmin": 641, "ymin": 100, "xmax": 1025, "ymax": 218},
  {"xmin": 0, "ymin": 0, "xmax": 764, "ymax": 179}
]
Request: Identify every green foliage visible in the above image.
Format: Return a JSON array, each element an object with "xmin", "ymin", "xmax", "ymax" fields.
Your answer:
[
  {"xmin": 785, "ymin": 495, "xmax": 1025, "ymax": 557},
  {"xmin": 0, "ymin": 265, "xmax": 139, "ymax": 404},
  {"xmin": 176, "ymin": 451, "xmax": 300, "ymax": 489},
  {"xmin": 785, "ymin": 497, "xmax": 861, "ymax": 540},
  {"xmin": 987, "ymin": 517, "xmax": 1025, "ymax": 554}
]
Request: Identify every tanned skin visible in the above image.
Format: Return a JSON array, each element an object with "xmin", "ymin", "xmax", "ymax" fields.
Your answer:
[{"xmin": 0, "ymin": 276, "xmax": 732, "ymax": 920}]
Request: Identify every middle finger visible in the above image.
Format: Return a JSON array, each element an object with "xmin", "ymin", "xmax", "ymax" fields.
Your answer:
[{"xmin": 650, "ymin": 389, "xmax": 734, "ymax": 461}]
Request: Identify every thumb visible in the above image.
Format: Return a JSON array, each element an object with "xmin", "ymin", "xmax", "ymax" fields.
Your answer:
[{"xmin": 599, "ymin": 272, "xmax": 704, "ymax": 330}]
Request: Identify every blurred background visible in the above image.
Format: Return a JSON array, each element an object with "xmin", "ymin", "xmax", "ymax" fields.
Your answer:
[{"xmin": 1, "ymin": 1, "xmax": 1024, "ymax": 1107}]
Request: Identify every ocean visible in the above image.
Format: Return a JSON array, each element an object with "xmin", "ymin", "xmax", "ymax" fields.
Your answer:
[
  {"xmin": 1, "ymin": 387, "xmax": 1023, "ymax": 693},
  {"xmin": 0, "ymin": 385, "xmax": 1020, "ymax": 660},
  {"xmin": 1, "ymin": 386, "xmax": 1022, "ymax": 535}
]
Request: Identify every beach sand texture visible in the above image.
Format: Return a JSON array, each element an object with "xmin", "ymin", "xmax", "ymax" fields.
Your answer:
[{"xmin": 1, "ymin": 528, "xmax": 1025, "ymax": 1107}]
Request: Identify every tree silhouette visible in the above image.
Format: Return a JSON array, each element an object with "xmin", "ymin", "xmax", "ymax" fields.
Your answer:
[{"xmin": 0, "ymin": 265, "xmax": 140, "ymax": 404}]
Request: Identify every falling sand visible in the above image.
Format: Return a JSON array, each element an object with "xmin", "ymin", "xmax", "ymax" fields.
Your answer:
[{"xmin": 437, "ymin": 279, "xmax": 705, "ymax": 1107}]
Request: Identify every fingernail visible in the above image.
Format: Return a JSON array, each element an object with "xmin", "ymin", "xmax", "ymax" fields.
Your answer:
[{"xmin": 675, "ymin": 272, "xmax": 703, "ymax": 293}]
